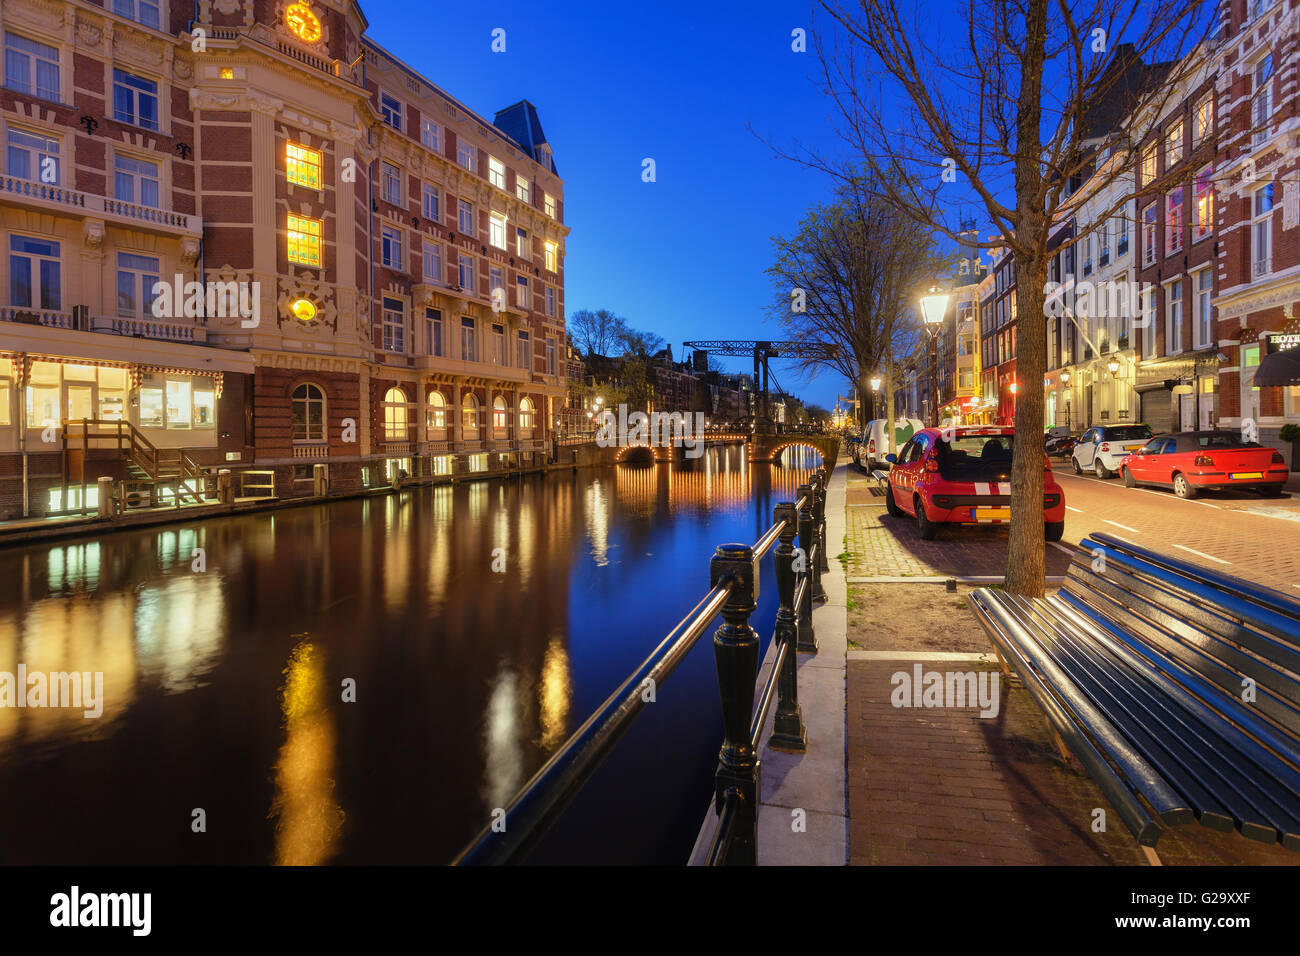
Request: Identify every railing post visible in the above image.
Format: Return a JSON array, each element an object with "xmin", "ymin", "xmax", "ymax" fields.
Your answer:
[
  {"xmin": 796, "ymin": 485, "xmax": 818, "ymax": 653},
  {"xmin": 770, "ymin": 503, "xmax": 807, "ymax": 753},
  {"xmin": 816, "ymin": 467, "xmax": 830, "ymax": 574},
  {"xmin": 710, "ymin": 542, "xmax": 760, "ymax": 866},
  {"xmin": 808, "ymin": 475, "xmax": 826, "ymax": 603}
]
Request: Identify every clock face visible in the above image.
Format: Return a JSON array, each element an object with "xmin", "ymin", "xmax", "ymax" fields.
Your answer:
[{"xmin": 285, "ymin": 3, "xmax": 322, "ymax": 43}]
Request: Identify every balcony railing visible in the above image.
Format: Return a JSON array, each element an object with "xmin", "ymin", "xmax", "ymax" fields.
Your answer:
[
  {"xmin": 0, "ymin": 174, "xmax": 200, "ymax": 234},
  {"xmin": 292, "ymin": 442, "xmax": 329, "ymax": 459},
  {"xmin": 1254, "ymin": 256, "xmax": 1272, "ymax": 279},
  {"xmin": 1, "ymin": 307, "xmax": 203, "ymax": 343}
]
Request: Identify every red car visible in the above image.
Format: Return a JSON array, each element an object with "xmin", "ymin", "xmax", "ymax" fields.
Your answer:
[
  {"xmin": 884, "ymin": 426, "xmax": 1067, "ymax": 541},
  {"xmin": 1119, "ymin": 431, "xmax": 1289, "ymax": 499}
]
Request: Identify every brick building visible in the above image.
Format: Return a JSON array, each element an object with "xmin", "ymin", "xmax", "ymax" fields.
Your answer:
[
  {"xmin": 0, "ymin": 0, "xmax": 567, "ymax": 517},
  {"xmin": 1211, "ymin": 0, "xmax": 1300, "ymax": 457}
]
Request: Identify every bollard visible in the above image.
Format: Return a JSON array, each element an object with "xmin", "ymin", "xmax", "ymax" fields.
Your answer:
[
  {"xmin": 710, "ymin": 542, "xmax": 761, "ymax": 866},
  {"xmin": 770, "ymin": 503, "xmax": 807, "ymax": 753},
  {"xmin": 217, "ymin": 468, "xmax": 233, "ymax": 504},
  {"xmin": 97, "ymin": 476, "xmax": 114, "ymax": 518},
  {"xmin": 313, "ymin": 463, "xmax": 328, "ymax": 496},
  {"xmin": 796, "ymin": 486, "xmax": 819, "ymax": 654},
  {"xmin": 809, "ymin": 475, "xmax": 827, "ymax": 603}
]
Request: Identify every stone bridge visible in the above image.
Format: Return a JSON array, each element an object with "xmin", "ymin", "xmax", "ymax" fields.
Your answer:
[{"xmin": 577, "ymin": 431, "xmax": 842, "ymax": 466}]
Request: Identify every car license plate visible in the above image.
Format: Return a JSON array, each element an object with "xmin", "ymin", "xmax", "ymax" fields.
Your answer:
[
  {"xmin": 1124, "ymin": 444, "xmax": 1142, "ymax": 451},
  {"xmin": 974, "ymin": 507, "xmax": 1010, "ymax": 521},
  {"xmin": 1231, "ymin": 472, "xmax": 1263, "ymax": 480}
]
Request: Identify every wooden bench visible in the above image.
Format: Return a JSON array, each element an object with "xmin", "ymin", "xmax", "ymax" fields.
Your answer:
[{"xmin": 968, "ymin": 532, "xmax": 1300, "ymax": 854}]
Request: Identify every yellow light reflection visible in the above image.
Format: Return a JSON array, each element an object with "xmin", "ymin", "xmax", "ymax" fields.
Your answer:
[
  {"xmin": 537, "ymin": 639, "xmax": 571, "ymax": 751},
  {"xmin": 269, "ymin": 639, "xmax": 343, "ymax": 866}
]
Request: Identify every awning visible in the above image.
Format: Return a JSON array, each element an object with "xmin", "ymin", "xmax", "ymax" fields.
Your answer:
[{"xmin": 1254, "ymin": 346, "xmax": 1300, "ymax": 388}]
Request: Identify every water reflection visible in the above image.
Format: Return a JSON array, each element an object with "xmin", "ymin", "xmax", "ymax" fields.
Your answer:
[
  {"xmin": 0, "ymin": 446, "xmax": 818, "ymax": 864},
  {"xmin": 270, "ymin": 638, "xmax": 344, "ymax": 866}
]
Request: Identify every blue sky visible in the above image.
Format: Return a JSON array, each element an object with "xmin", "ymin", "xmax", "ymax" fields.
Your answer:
[{"xmin": 362, "ymin": 0, "xmax": 855, "ymax": 410}]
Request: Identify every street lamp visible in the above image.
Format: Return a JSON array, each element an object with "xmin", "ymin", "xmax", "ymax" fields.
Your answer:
[
  {"xmin": 1107, "ymin": 358, "xmax": 1120, "ymax": 376},
  {"xmin": 870, "ymin": 375, "xmax": 881, "ymax": 422},
  {"xmin": 919, "ymin": 285, "xmax": 950, "ymax": 427},
  {"xmin": 1061, "ymin": 370, "xmax": 1071, "ymax": 384}
]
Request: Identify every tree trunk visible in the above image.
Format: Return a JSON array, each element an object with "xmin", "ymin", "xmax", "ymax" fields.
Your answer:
[{"xmin": 1005, "ymin": 257, "xmax": 1048, "ymax": 597}]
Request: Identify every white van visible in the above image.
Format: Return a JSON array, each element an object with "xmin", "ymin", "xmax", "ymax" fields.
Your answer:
[{"xmin": 864, "ymin": 418, "xmax": 924, "ymax": 469}]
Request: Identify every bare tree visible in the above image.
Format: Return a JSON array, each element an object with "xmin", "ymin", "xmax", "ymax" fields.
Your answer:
[
  {"xmin": 766, "ymin": 175, "xmax": 949, "ymax": 455},
  {"xmin": 568, "ymin": 308, "xmax": 628, "ymax": 359},
  {"xmin": 802, "ymin": 0, "xmax": 1210, "ymax": 596}
]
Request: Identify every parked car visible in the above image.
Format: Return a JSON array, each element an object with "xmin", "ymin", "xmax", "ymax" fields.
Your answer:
[
  {"xmin": 1119, "ymin": 431, "xmax": 1290, "ymax": 499},
  {"xmin": 1071, "ymin": 423, "xmax": 1154, "ymax": 478},
  {"xmin": 1045, "ymin": 431, "xmax": 1079, "ymax": 457},
  {"xmin": 884, "ymin": 426, "xmax": 1066, "ymax": 541},
  {"xmin": 863, "ymin": 417, "xmax": 924, "ymax": 469}
]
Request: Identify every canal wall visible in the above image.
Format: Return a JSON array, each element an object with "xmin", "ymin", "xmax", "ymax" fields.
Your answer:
[{"xmin": 688, "ymin": 455, "xmax": 850, "ymax": 865}]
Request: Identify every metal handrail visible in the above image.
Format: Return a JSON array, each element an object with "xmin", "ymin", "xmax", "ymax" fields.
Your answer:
[{"xmin": 452, "ymin": 454, "xmax": 837, "ymax": 866}]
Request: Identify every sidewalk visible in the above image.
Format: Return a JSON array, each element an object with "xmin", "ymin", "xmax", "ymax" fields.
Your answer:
[{"xmin": 690, "ymin": 458, "xmax": 849, "ymax": 865}]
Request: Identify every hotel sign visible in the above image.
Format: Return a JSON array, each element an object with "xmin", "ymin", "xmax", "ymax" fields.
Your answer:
[{"xmin": 1266, "ymin": 332, "xmax": 1300, "ymax": 354}]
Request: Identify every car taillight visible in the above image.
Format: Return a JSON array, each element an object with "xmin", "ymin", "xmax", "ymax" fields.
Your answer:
[
  {"xmin": 869, "ymin": 441, "xmax": 875, "ymax": 452},
  {"xmin": 1099, "ymin": 442, "xmax": 1110, "ymax": 453},
  {"xmin": 925, "ymin": 459, "xmax": 939, "ymax": 472},
  {"xmin": 1273, "ymin": 452, "xmax": 1285, "ymax": 464},
  {"xmin": 1044, "ymin": 493, "xmax": 1061, "ymax": 508},
  {"xmin": 1194, "ymin": 454, "xmax": 1213, "ymax": 467}
]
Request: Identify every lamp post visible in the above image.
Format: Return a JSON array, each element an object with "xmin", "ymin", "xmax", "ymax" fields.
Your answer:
[
  {"xmin": 919, "ymin": 285, "xmax": 951, "ymax": 428},
  {"xmin": 870, "ymin": 374, "xmax": 881, "ymax": 423},
  {"xmin": 1061, "ymin": 370, "xmax": 1071, "ymax": 430}
]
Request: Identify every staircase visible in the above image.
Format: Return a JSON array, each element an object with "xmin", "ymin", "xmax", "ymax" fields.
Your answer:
[{"xmin": 61, "ymin": 419, "xmax": 212, "ymax": 512}]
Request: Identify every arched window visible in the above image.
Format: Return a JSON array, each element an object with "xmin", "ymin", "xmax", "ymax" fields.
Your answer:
[
  {"xmin": 519, "ymin": 397, "xmax": 534, "ymax": 432},
  {"xmin": 426, "ymin": 389, "xmax": 446, "ymax": 432},
  {"xmin": 292, "ymin": 383, "xmax": 325, "ymax": 441},
  {"xmin": 461, "ymin": 392, "xmax": 479, "ymax": 434},
  {"xmin": 492, "ymin": 395, "xmax": 508, "ymax": 433},
  {"xmin": 384, "ymin": 386, "xmax": 409, "ymax": 441}
]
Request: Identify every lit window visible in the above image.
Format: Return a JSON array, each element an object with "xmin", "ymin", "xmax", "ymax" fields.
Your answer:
[
  {"xmin": 515, "ymin": 177, "xmax": 530, "ymax": 203},
  {"xmin": 488, "ymin": 156, "xmax": 505, "ymax": 189},
  {"xmin": 461, "ymin": 391, "xmax": 479, "ymax": 432},
  {"xmin": 1194, "ymin": 95, "xmax": 1212, "ymax": 145},
  {"xmin": 1193, "ymin": 167, "xmax": 1213, "ymax": 240},
  {"xmin": 1165, "ymin": 188, "xmax": 1183, "ymax": 256},
  {"xmin": 383, "ymin": 385, "xmax": 409, "ymax": 438},
  {"xmin": 1140, "ymin": 145, "xmax": 1156, "ymax": 186},
  {"xmin": 426, "ymin": 388, "xmax": 446, "ymax": 429},
  {"xmin": 492, "ymin": 395, "xmax": 507, "ymax": 431},
  {"xmin": 1164, "ymin": 120, "xmax": 1183, "ymax": 168},
  {"xmin": 286, "ymin": 141, "xmax": 322, "ymax": 189},
  {"xmin": 543, "ymin": 192, "xmax": 556, "ymax": 217},
  {"xmin": 544, "ymin": 240, "xmax": 557, "ymax": 272},
  {"xmin": 516, "ymin": 275, "xmax": 529, "ymax": 309},
  {"xmin": 519, "ymin": 397, "xmax": 534, "ymax": 430},
  {"xmin": 489, "ymin": 212, "xmax": 507, "ymax": 249},
  {"xmin": 516, "ymin": 227, "xmax": 528, "ymax": 258},
  {"xmin": 458, "ymin": 141, "xmax": 475, "ymax": 172},
  {"xmin": 1141, "ymin": 204, "xmax": 1156, "ymax": 266},
  {"xmin": 287, "ymin": 213, "xmax": 322, "ymax": 267}
]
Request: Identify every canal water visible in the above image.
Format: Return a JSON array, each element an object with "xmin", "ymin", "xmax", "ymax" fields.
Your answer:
[{"xmin": 0, "ymin": 444, "xmax": 820, "ymax": 864}]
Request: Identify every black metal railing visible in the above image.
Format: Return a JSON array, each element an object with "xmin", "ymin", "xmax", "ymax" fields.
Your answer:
[{"xmin": 453, "ymin": 456, "xmax": 836, "ymax": 866}]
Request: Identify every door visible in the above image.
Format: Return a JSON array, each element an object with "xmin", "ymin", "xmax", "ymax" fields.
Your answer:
[
  {"xmin": 1076, "ymin": 428, "xmax": 1097, "ymax": 467},
  {"xmin": 1179, "ymin": 393, "xmax": 1195, "ymax": 431},
  {"xmin": 66, "ymin": 384, "xmax": 95, "ymax": 425}
]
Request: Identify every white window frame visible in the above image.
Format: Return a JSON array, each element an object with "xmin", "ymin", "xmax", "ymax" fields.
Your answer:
[
  {"xmin": 9, "ymin": 234, "xmax": 62, "ymax": 310},
  {"xmin": 457, "ymin": 141, "xmax": 475, "ymax": 173},
  {"xmin": 515, "ymin": 275, "xmax": 529, "ymax": 309},
  {"xmin": 112, "ymin": 68, "xmax": 159, "ymax": 131},
  {"xmin": 1164, "ymin": 279, "xmax": 1182, "ymax": 357},
  {"xmin": 116, "ymin": 251, "xmax": 160, "ymax": 320},
  {"xmin": 381, "ymin": 161, "xmax": 402, "ymax": 205},
  {"xmin": 1252, "ymin": 183, "xmax": 1274, "ymax": 278},
  {"xmin": 487, "ymin": 155, "xmax": 506, "ymax": 190},
  {"xmin": 488, "ymin": 212, "xmax": 507, "ymax": 250},
  {"xmin": 544, "ymin": 285, "xmax": 555, "ymax": 318},
  {"xmin": 1191, "ymin": 267, "xmax": 1212, "ymax": 350},
  {"xmin": 1253, "ymin": 54, "xmax": 1274, "ymax": 148},
  {"xmin": 457, "ymin": 254, "xmax": 474, "ymax": 291},
  {"xmin": 458, "ymin": 198, "xmax": 474, "ymax": 235},
  {"xmin": 515, "ymin": 177, "xmax": 530, "ymax": 203},
  {"xmin": 422, "ymin": 182, "xmax": 439, "ymax": 222},
  {"xmin": 6, "ymin": 124, "xmax": 61, "ymax": 185},
  {"xmin": 460, "ymin": 316, "xmax": 477, "ymax": 362},
  {"xmin": 382, "ymin": 297, "xmax": 405, "ymax": 353},
  {"xmin": 544, "ymin": 240, "xmax": 557, "ymax": 272},
  {"xmin": 4, "ymin": 32, "xmax": 60, "ymax": 103},
  {"xmin": 420, "ymin": 117, "xmax": 442, "ymax": 153},
  {"xmin": 1165, "ymin": 187, "xmax": 1182, "ymax": 257},
  {"xmin": 113, "ymin": 150, "xmax": 162, "ymax": 208},
  {"xmin": 380, "ymin": 90, "xmax": 403, "ymax": 131},
  {"xmin": 543, "ymin": 192, "xmax": 556, "ymax": 217},
  {"xmin": 516, "ymin": 226, "xmax": 528, "ymax": 258},
  {"xmin": 424, "ymin": 308, "xmax": 443, "ymax": 357},
  {"xmin": 423, "ymin": 240, "xmax": 443, "ymax": 284}
]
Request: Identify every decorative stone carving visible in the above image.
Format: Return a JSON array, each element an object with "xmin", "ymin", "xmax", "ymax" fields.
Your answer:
[
  {"xmin": 174, "ymin": 58, "xmax": 193, "ymax": 82},
  {"xmin": 180, "ymin": 237, "xmax": 201, "ymax": 267},
  {"xmin": 77, "ymin": 19, "xmax": 102, "ymax": 47},
  {"xmin": 1283, "ymin": 180, "xmax": 1299, "ymax": 231},
  {"xmin": 277, "ymin": 271, "xmax": 338, "ymax": 332},
  {"xmin": 83, "ymin": 220, "xmax": 105, "ymax": 250}
]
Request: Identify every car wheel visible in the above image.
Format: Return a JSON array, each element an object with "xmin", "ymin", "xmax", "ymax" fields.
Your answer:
[
  {"xmin": 885, "ymin": 483, "xmax": 904, "ymax": 517},
  {"xmin": 1173, "ymin": 473, "xmax": 1197, "ymax": 499},
  {"xmin": 1072, "ymin": 455, "xmax": 1083, "ymax": 475},
  {"xmin": 1121, "ymin": 467, "xmax": 1135, "ymax": 488},
  {"xmin": 1045, "ymin": 521, "xmax": 1065, "ymax": 542},
  {"xmin": 1094, "ymin": 459, "xmax": 1111, "ymax": 479},
  {"xmin": 915, "ymin": 497, "xmax": 938, "ymax": 540}
]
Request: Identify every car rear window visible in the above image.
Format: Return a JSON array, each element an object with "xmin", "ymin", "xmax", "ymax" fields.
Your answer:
[
  {"xmin": 936, "ymin": 434, "xmax": 1014, "ymax": 481},
  {"xmin": 1104, "ymin": 425, "xmax": 1152, "ymax": 441},
  {"xmin": 1195, "ymin": 433, "xmax": 1260, "ymax": 449}
]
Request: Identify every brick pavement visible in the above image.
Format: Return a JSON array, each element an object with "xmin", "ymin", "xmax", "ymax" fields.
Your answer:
[{"xmin": 849, "ymin": 657, "xmax": 1299, "ymax": 865}]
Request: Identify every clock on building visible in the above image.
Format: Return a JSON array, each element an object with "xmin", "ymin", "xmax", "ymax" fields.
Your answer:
[{"xmin": 285, "ymin": 3, "xmax": 322, "ymax": 43}]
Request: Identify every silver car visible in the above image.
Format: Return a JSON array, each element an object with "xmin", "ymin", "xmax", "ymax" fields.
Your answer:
[{"xmin": 1071, "ymin": 423, "xmax": 1154, "ymax": 478}]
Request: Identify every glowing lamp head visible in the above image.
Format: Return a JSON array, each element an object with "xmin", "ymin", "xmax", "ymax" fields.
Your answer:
[
  {"xmin": 1061, "ymin": 371, "xmax": 1071, "ymax": 384},
  {"xmin": 1107, "ymin": 359, "xmax": 1120, "ymax": 374},
  {"xmin": 289, "ymin": 298, "xmax": 317, "ymax": 323},
  {"xmin": 919, "ymin": 285, "xmax": 950, "ymax": 326},
  {"xmin": 870, "ymin": 376, "xmax": 882, "ymax": 392},
  {"xmin": 1009, "ymin": 382, "xmax": 1019, "ymax": 394}
]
